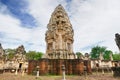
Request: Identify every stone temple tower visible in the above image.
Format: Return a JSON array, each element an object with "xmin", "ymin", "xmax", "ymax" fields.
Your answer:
[{"xmin": 45, "ymin": 4, "xmax": 75, "ymax": 59}]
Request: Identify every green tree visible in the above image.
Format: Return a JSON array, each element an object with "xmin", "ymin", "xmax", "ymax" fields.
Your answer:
[
  {"xmin": 34, "ymin": 52, "xmax": 43, "ymax": 60},
  {"xmin": 26, "ymin": 51, "xmax": 43, "ymax": 60},
  {"xmin": 113, "ymin": 52, "xmax": 120, "ymax": 60},
  {"xmin": 104, "ymin": 50, "xmax": 113, "ymax": 60},
  {"xmin": 26, "ymin": 51, "xmax": 36, "ymax": 60},
  {"xmin": 76, "ymin": 52, "xmax": 83, "ymax": 59},
  {"xmin": 90, "ymin": 46, "xmax": 106, "ymax": 59},
  {"xmin": 8, "ymin": 53, "xmax": 15, "ymax": 59},
  {"xmin": 5, "ymin": 48, "xmax": 16, "ymax": 59}
]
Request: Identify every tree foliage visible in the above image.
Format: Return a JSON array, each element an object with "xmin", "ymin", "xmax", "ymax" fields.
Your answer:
[
  {"xmin": 113, "ymin": 52, "xmax": 120, "ymax": 60},
  {"xmin": 35, "ymin": 52, "xmax": 43, "ymax": 60},
  {"xmin": 5, "ymin": 48, "xmax": 16, "ymax": 59},
  {"xmin": 26, "ymin": 51, "xmax": 43, "ymax": 60},
  {"xmin": 90, "ymin": 46, "xmax": 113, "ymax": 60},
  {"xmin": 104, "ymin": 50, "xmax": 113, "ymax": 60},
  {"xmin": 90, "ymin": 46, "xmax": 106, "ymax": 59},
  {"xmin": 76, "ymin": 52, "xmax": 83, "ymax": 59}
]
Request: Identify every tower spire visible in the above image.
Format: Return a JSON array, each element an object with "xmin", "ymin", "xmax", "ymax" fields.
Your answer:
[{"xmin": 45, "ymin": 5, "xmax": 74, "ymax": 59}]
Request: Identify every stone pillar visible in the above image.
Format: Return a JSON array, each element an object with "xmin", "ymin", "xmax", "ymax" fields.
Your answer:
[
  {"xmin": 102, "ymin": 69, "xmax": 104, "ymax": 75},
  {"xmin": 53, "ymin": 41, "xmax": 55, "ymax": 50},
  {"xmin": 62, "ymin": 64, "xmax": 66, "ymax": 80},
  {"xmin": 36, "ymin": 70, "xmax": 39, "ymax": 78},
  {"xmin": 22, "ymin": 69, "xmax": 25, "ymax": 76},
  {"xmin": 53, "ymin": 53, "xmax": 55, "ymax": 59},
  {"xmin": 15, "ymin": 69, "xmax": 18, "ymax": 75},
  {"xmin": 70, "ymin": 44, "xmax": 73, "ymax": 53},
  {"xmin": 66, "ymin": 42, "xmax": 68, "ymax": 50},
  {"xmin": 63, "ymin": 41, "xmax": 66, "ymax": 50},
  {"xmin": 58, "ymin": 34, "xmax": 62, "ymax": 49}
]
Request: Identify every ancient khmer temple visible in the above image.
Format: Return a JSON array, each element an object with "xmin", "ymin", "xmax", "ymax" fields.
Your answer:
[
  {"xmin": 28, "ymin": 4, "xmax": 91, "ymax": 75},
  {"xmin": 45, "ymin": 4, "xmax": 75, "ymax": 59}
]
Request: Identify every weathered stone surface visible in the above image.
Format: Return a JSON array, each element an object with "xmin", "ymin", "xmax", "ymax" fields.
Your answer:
[
  {"xmin": 91, "ymin": 52, "xmax": 113, "ymax": 70},
  {"xmin": 28, "ymin": 60, "xmax": 37, "ymax": 75},
  {"xmin": 28, "ymin": 4, "xmax": 92, "ymax": 75},
  {"xmin": 0, "ymin": 43, "xmax": 5, "ymax": 57},
  {"xmin": 13, "ymin": 45, "xmax": 27, "ymax": 69},
  {"xmin": 28, "ymin": 59, "xmax": 91, "ymax": 75},
  {"xmin": 0, "ymin": 43, "xmax": 5, "ymax": 69},
  {"xmin": 14, "ymin": 45, "xmax": 26, "ymax": 60},
  {"xmin": 84, "ymin": 53, "xmax": 90, "ymax": 60},
  {"xmin": 39, "ymin": 59, "xmax": 48, "ymax": 75},
  {"xmin": 16, "ymin": 45, "xmax": 26, "ymax": 54},
  {"xmin": 45, "ymin": 4, "xmax": 74, "ymax": 59},
  {"xmin": 4, "ymin": 45, "xmax": 28, "ymax": 71},
  {"xmin": 115, "ymin": 33, "xmax": 120, "ymax": 51}
]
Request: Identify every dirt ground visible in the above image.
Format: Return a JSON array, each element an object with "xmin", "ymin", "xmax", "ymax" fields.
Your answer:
[{"xmin": 0, "ymin": 72, "xmax": 120, "ymax": 80}]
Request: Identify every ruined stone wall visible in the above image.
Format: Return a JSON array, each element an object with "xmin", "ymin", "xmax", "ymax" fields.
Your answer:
[
  {"xmin": 28, "ymin": 60, "xmax": 37, "ymax": 74},
  {"xmin": 28, "ymin": 59, "xmax": 91, "ymax": 75},
  {"xmin": 39, "ymin": 59, "xmax": 48, "ymax": 75}
]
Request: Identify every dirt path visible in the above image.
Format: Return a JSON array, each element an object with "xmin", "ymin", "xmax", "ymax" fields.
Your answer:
[{"xmin": 0, "ymin": 73, "xmax": 120, "ymax": 80}]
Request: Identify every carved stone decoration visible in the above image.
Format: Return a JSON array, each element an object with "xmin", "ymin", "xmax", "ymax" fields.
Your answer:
[
  {"xmin": 12, "ymin": 45, "xmax": 27, "ymax": 70},
  {"xmin": 45, "ymin": 4, "xmax": 74, "ymax": 59},
  {"xmin": 0, "ymin": 43, "xmax": 5, "ymax": 69},
  {"xmin": 0, "ymin": 43, "xmax": 5, "ymax": 57},
  {"xmin": 115, "ymin": 33, "xmax": 120, "ymax": 51},
  {"xmin": 84, "ymin": 53, "xmax": 90, "ymax": 60},
  {"xmin": 16, "ymin": 45, "xmax": 26, "ymax": 54},
  {"xmin": 14, "ymin": 45, "xmax": 26, "ymax": 61}
]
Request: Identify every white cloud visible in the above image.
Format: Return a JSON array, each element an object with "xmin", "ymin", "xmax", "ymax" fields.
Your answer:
[
  {"xmin": 0, "ymin": 3, "xmax": 45, "ymax": 52},
  {"xmin": 0, "ymin": 13, "xmax": 46, "ymax": 52},
  {"xmin": 70, "ymin": 0, "xmax": 120, "ymax": 53}
]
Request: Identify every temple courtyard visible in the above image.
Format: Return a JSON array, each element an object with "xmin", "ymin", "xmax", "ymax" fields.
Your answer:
[{"xmin": 0, "ymin": 72, "xmax": 119, "ymax": 80}]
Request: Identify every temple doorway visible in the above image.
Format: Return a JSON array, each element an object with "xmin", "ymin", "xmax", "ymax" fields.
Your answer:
[{"xmin": 19, "ymin": 63, "xmax": 22, "ymax": 69}]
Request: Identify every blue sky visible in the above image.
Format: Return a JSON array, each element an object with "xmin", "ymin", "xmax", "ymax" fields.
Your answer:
[
  {"xmin": 0, "ymin": 0, "xmax": 120, "ymax": 53},
  {"xmin": 0, "ymin": 0, "xmax": 37, "ymax": 27}
]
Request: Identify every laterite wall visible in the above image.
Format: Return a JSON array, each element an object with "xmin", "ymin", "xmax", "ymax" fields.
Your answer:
[{"xmin": 28, "ymin": 59, "xmax": 92, "ymax": 75}]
